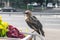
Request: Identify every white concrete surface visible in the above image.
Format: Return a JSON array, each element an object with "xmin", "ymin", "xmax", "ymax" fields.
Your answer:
[{"xmin": 0, "ymin": 14, "xmax": 60, "ymax": 40}]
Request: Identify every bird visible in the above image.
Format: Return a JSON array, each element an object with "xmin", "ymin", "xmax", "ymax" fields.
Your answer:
[{"xmin": 24, "ymin": 10, "xmax": 45, "ymax": 37}]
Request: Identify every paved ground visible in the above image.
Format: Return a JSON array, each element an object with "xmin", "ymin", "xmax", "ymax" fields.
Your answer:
[
  {"xmin": 45, "ymin": 28, "xmax": 60, "ymax": 40},
  {"xmin": 17, "ymin": 8, "xmax": 60, "ymax": 13},
  {"xmin": 0, "ymin": 8, "xmax": 60, "ymax": 40},
  {"xmin": 1, "ymin": 8, "xmax": 60, "ymax": 15},
  {"xmin": 34, "ymin": 28, "xmax": 60, "ymax": 40},
  {"xmin": 0, "ymin": 14, "xmax": 60, "ymax": 40}
]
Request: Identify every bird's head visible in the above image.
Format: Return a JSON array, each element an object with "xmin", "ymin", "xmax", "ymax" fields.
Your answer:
[{"xmin": 24, "ymin": 10, "xmax": 32, "ymax": 17}]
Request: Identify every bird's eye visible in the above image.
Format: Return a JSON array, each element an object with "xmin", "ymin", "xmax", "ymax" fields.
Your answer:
[{"xmin": 25, "ymin": 13, "xmax": 28, "ymax": 14}]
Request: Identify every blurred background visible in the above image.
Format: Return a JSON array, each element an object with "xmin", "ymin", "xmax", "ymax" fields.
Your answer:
[{"xmin": 0, "ymin": 0, "xmax": 60, "ymax": 12}]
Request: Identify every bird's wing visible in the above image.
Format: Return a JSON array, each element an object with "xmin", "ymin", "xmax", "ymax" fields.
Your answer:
[
  {"xmin": 26, "ymin": 21, "xmax": 37, "ymax": 30},
  {"xmin": 30, "ymin": 16, "xmax": 42, "ymax": 27},
  {"xmin": 29, "ymin": 16, "xmax": 38, "ymax": 23},
  {"xmin": 28, "ymin": 16, "xmax": 43, "ymax": 29},
  {"xmin": 25, "ymin": 16, "xmax": 43, "ymax": 30}
]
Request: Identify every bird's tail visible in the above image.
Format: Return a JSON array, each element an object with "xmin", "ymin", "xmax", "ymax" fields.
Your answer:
[
  {"xmin": 36, "ymin": 29, "xmax": 46, "ymax": 40},
  {"xmin": 36, "ymin": 29, "xmax": 45, "ymax": 37}
]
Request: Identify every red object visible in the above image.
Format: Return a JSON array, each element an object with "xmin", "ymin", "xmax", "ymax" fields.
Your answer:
[{"xmin": 7, "ymin": 25, "xmax": 25, "ymax": 39}]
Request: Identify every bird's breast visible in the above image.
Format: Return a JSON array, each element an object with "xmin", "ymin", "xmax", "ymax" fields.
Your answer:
[{"xmin": 25, "ymin": 16, "xmax": 28, "ymax": 20}]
